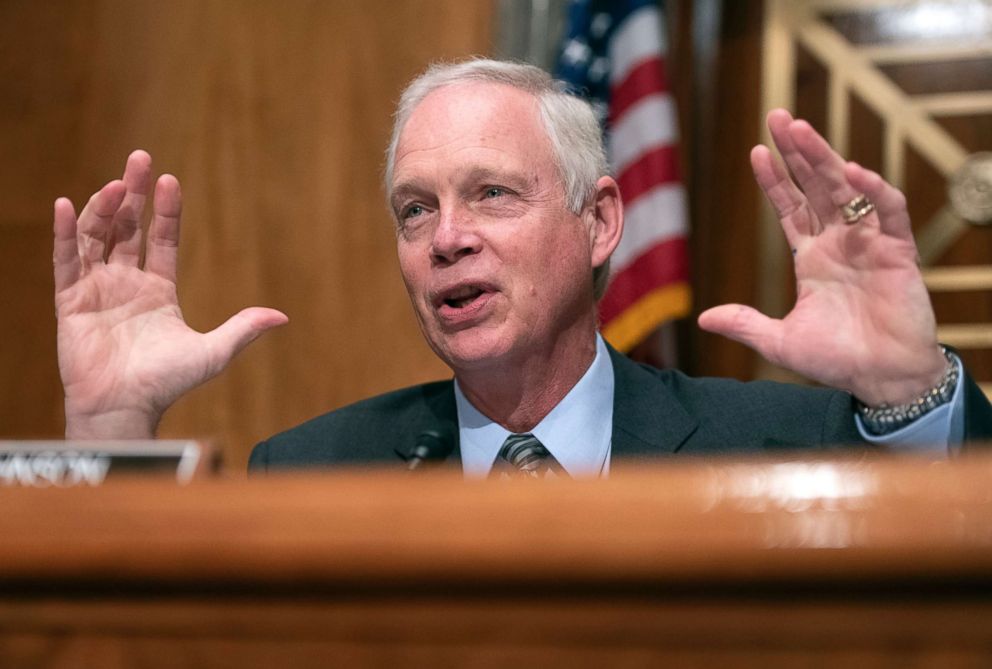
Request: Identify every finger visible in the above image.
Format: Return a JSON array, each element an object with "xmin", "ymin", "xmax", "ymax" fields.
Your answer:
[
  {"xmin": 751, "ymin": 145, "xmax": 809, "ymax": 246},
  {"xmin": 766, "ymin": 110, "xmax": 835, "ymax": 233},
  {"xmin": 53, "ymin": 197, "xmax": 81, "ymax": 294},
  {"xmin": 144, "ymin": 174, "xmax": 182, "ymax": 282},
  {"xmin": 845, "ymin": 162, "xmax": 913, "ymax": 242},
  {"xmin": 788, "ymin": 119, "xmax": 879, "ymax": 228},
  {"xmin": 108, "ymin": 150, "xmax": 153, "ymax": 266},
  {"xmin": 698, "ymin": 304, "xmax": 785, "ymax": 367},
  {"xmin": 76, "ymin": 180, "xmax": 127, "ymax": 271},
  {"xmin": 203, "ymin": 307, "xmax": 290, "ymax": 377}
]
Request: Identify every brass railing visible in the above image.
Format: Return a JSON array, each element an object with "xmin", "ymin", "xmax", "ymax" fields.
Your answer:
[{"xmin": 760, "ymin": 0, "xmax": 992, "ymax": 397}]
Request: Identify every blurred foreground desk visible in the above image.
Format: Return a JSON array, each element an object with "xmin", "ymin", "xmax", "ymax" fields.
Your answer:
[{"xmin": 0, "ymin": 455, "xmax": 990, "ymax": 667}]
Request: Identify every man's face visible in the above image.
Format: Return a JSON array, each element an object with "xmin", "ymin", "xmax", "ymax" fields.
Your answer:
[{"xmin": 390, "ymin": 82, "xmax": 598, "ymax": 373}]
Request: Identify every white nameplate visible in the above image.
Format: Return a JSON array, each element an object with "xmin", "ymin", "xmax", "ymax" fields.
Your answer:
[{"xmin": 0, "ymin": 441, "xmax": 206, "ymax": 487}]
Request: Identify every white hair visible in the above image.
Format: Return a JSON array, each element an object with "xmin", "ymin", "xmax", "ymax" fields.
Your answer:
[{"xmin": 384, "ymin": 58, "xmax": 612, "ymax": 296}]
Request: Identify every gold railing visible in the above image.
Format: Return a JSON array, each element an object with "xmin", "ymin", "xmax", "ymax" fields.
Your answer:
[{"xmin": 760, "ymin": 0, "xmax": 992, "ymax": 396}]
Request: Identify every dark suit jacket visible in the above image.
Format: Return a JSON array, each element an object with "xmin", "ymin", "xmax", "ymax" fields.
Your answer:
[{"xmin": 249, "ymin": 346, "xmax": 992, "ymax": 472}]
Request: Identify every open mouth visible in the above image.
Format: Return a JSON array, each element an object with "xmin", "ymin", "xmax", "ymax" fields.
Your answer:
[
  {"xmin": 442, "ymin": 285, "xmax": 486, "ymax": 309},
  {"xmin": 433, "ymin": 282, "xmax": 497, "ymax": 323}
]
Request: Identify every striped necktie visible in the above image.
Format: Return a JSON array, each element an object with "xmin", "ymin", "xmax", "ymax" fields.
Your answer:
[{"xmin": 496, "ymin": 433, "xmax": 565, "ymax": 479}]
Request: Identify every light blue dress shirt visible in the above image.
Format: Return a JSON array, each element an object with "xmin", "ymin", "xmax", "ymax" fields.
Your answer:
[
  {"xmin": 455, "ymin": 335, "xmax": 964, "ymax": 478},
  {"xmin": 854, "ymin": 355, "xmax": 965, "ymax": 452},
  {"xmin": 456, "ymin": 334, "xmax": 615, "ymax": 479}
]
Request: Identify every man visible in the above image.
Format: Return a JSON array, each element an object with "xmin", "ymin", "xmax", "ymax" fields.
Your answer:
[{"xmin": 53, "ymin": 60, "xmax": 992, "ymax": 477}]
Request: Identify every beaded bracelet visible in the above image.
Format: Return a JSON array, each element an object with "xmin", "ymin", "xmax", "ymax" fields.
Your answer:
[{"xmin": 855, "ymin": 347, "xmax": 958, "ymax": 435}]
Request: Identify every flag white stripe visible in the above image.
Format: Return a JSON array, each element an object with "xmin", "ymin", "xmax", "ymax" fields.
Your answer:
[
  {"xmin": 608, "ymin": 93, "xmax": 677, "ymax": 174},
  {"xmin": 612, "ymin": 183, "xmax": 687, "ymax": 270},
  {"xmin": 608, "ymin": 6, "xmax": 667, "ymax": 86}
]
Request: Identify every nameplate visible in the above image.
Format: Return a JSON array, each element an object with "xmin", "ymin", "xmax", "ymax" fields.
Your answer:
[{"xmin": 0, "ymin": 441, "xmax": 206, "ymax": 487}]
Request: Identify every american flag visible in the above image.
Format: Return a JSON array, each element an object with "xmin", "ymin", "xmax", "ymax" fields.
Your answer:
[{"xmin": 556, "ymin": 0, "xmax": 690, "ymax": 353}]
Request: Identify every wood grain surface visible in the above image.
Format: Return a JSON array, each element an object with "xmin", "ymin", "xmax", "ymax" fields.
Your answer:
[{"xmin": 0, "ymin": 455, "xmax": 990, "ymax": 667}]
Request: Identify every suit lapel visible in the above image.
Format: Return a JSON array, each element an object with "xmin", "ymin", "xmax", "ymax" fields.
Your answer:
[
  {"xmin": 387, "ymin": 380, "xmax": 461, "ymax": 468},
  {"xmin": 419, "ymin": 380, "xmax": 462, "ymax": 467},
  {"xmin": 608, "ymin": 345, "xmax": 698, "ymax": 457},
  {"xmin": 407, "ymin": 345, "xmax": 697, "ymax": 467}
]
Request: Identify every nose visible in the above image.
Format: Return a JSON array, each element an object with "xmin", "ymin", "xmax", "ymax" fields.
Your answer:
[{"xmin": 430, "ymin": 205, "xmax": 482, "ymax": 266}]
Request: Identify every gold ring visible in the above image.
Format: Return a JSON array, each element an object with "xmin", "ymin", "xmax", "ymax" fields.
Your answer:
[{"xmin": 841, "ymin": 194, "xmax": 875, "ymax": 223}]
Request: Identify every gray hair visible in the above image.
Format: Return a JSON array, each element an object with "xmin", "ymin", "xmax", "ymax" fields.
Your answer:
[{"xmin": 384, "ymin": 58, "xmax": 612, "ymax": 298}]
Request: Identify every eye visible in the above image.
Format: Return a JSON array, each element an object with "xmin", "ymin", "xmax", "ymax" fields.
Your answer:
[
  {"xmin": 401, "ymin": 204, "xmax": 425, "ymax": 219},
  {"xmin": 484, "ymin": 187, "xmax": 506, "ymax": 199}
]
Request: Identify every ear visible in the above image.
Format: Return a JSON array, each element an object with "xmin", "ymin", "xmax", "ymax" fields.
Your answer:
[{"xmin": 586, "ymin": 176, "xmax": 623, "ymax": 268}]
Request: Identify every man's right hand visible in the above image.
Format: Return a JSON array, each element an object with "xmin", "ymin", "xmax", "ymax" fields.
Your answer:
[{"xmin": 54, "ymin": 151, "xmax": 288, "ymax": 439}]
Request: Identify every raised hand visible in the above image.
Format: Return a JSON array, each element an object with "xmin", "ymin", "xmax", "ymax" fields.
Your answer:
[
  {"xmin": 698, "ymin": 109, "xmax": 946, "ymax": 407},
  {"xmin": 55, "ymin": 151, "xmax": 288, "ymax": 439}
]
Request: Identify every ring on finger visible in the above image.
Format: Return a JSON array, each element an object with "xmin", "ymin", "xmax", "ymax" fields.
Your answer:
[{"xmin": 841, "ymin": 194, "xmax": 875, "ymax": 224}]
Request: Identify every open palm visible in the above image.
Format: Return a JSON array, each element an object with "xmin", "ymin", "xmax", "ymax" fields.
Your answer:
[
  {"xmin": 699, "ymin": 110, "xmax": 945, "ymax": 407},
  {"xmin": 55, "ymin": 152, "xmax": 287, "ymax": 438}
]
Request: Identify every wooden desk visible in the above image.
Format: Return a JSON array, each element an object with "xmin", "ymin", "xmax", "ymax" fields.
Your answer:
[{"xmin": 0, "ymin": 454, "xmax": 990, "ymax": 667}]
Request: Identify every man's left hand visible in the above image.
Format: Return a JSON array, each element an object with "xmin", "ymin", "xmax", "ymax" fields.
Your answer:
[{"xmin": 698, "ymin": 109, "xmax": 946, "ymax": 407}]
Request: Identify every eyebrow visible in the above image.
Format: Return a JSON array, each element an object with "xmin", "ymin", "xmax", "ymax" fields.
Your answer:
[
  {"xmin": 389, "ymin": 182, "xmax": 424, "ymax": 206},
  {"xmin": 460, "ymin": 166, "xmax": 532, "ymax": 191},
  {"xmin": 388, "ymin": 178, "xmax": 434, "ymax": 215},
  {"xmin": 389, "ymin": 165, "xmax": 535, "ymax": 209}
]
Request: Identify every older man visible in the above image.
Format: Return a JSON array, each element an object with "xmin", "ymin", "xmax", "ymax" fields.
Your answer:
[{"xmin": 53, "ymin": 60, "xmax": 992, "ymax": 477}]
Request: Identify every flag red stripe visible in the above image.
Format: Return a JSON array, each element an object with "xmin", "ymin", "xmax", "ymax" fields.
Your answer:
[
  {"xmin": 599, "ymin": 237, "xmax": 690, "ymax": 326},
  {"xmin": 608, "ymin": 56, "xmax": 669, "ymax": 124},
  {"xmin": 615, "ymin": 144, "xmax": 681, "ymax": 205}
]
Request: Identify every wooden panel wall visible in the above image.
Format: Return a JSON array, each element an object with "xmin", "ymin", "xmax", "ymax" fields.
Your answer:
[
  {"xmin": 673, "ymin": 0, "xmax": 766, "ymax": 380},
  {"xmin": 0, "ymin": 1, "xmax": 491, "ymax": 469}
]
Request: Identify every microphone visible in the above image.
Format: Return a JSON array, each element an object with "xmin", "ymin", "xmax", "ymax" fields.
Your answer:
[{"xmin": 398, "ymin": 428, "xmax": 455, "ymax": 471}]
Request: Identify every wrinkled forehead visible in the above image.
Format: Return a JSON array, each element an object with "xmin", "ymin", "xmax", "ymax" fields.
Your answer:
[{"xmin": 392, "ymin": 82, "xmax": 553, "ymax": 177}]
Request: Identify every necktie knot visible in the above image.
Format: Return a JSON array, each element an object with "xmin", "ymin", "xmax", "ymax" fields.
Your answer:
[{"xmin": 496, "ymin": 433, "xmax": 565, "ymax": 479}]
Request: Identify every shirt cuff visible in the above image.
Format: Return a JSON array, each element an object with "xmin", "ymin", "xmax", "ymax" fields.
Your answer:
[{"xmin": 855, "ymin": 354, "xmax": 966, "ymax": 453}]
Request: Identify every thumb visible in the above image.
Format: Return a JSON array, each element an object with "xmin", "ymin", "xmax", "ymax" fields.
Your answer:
[
  {"xmin": 203, "ymin": 307, "xmax": 289, "ymax": 374},
  {"xmin": 698, "ymin": 304, "xmax": 783, "ymax": 365}
]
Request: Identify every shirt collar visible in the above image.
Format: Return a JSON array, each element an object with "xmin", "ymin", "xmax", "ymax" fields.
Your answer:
[{"xmin": 454, "ymin": 334, "xmax": 615, "ymax": 479}]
